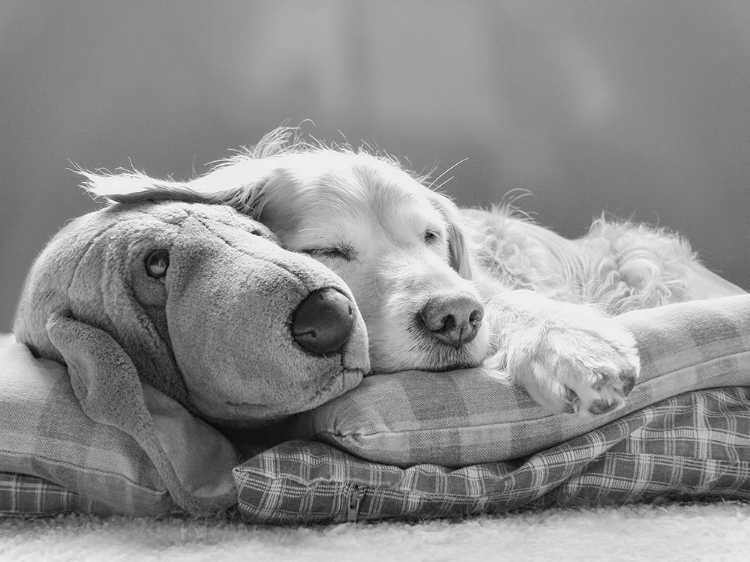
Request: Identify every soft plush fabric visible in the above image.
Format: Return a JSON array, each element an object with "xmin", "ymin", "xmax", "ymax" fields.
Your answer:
[
  {"xmin": 7, "ymin": 199, "xmax": 369, "ymax": 514},
  {"xmin": 14, "ymin": 199, "xmax": 368, "ymax": 427},
  {"xmin": 0, "ymin": 333, "xmax": 177, "ymax": 516},
  {"xmin": 286, "ymin": 295, "xmax": 750, "ymax": 467}
]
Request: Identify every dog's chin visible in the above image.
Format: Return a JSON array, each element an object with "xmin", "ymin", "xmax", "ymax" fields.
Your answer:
[
  {"xmin": 370, "ymin": 353, "xmax": 483, "ymax": 375},
  {"xmin": 368, "ymin": 333, "xmax": 489, "ymax": 375}
]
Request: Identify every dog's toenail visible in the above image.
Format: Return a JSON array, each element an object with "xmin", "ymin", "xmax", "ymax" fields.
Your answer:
[
  {"xmin": 621, "ymin": 371, "xmax": 637, "ymax": 396},
  {"xmin": 562, "ymin": 388, "xmax": 579, "ymax": 414}
]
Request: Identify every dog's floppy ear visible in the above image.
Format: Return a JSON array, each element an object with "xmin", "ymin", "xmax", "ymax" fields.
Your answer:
[
  {"xmin": 183, "ymin": 126, "xmax": 311, "ymax": 221},
  {"xmin": 79, "ymin": 170, "xmax": 209, "ymax": 205},
  {"xmin": 426, "ymin": 190, "xmax": 473, "ymax": 279},
  {"xmin": 45, "ymin": 310, "xmax": 239, "ymax": 514},
  {"xmin": 79, "ymin": 166, "xmax": 276, "ymax": 221},
  {"xmin": 183, "ymin": 156, "xmax": 278, "ymax": 220},
  {"xmin": 79, "ymin": 164, "xmax": 284, "ymax": 229},
  {"xmin": 80, "ymin": 128, "xmax": 296, "ymax": 216}
]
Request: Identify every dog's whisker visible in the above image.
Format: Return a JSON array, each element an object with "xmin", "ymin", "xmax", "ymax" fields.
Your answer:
[
  {"xmin": 432, "ymin": 176, "xmax": 455, "ymax": 192},
  {"xmin": 427, "ymin": 158, "xmax": 468, "ymax": 191},
  {"xmin": 372, "ymin": 276, "xmax": 387, "ymax": 303},
  {"xmin": 297, "ymin": 228, "xmax": 327, "ymax": 234}
]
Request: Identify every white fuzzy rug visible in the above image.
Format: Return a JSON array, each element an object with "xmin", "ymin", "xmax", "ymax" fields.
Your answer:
[{"xmin": 2, "ymin": 502, "xmax": 749, "ymax": 562}]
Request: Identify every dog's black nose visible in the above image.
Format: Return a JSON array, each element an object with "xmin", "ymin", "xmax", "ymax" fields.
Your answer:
[
  {"xmin": 291, "ymin": 288, "xmax": 355, "ymax": 355},
  {"xmin": 419, "ymin": 293, "xmax": 484, "ymax": 348}
]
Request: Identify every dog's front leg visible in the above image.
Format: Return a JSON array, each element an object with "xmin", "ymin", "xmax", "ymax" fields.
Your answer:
[{"xmin": 482, "ymin": 290, "xmax": 640, "ymax": 416}]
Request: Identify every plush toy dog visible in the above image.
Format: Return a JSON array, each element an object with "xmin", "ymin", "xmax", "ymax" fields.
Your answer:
[{"xmin": 13, "ymin": 196, "xmax": 369, "ymax": 512}]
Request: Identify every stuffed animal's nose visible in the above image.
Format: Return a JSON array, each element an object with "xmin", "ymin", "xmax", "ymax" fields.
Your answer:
[
  {"xmin": 419, "ymin": 293, "xmax": 484, "ymax": 348},
  {"xmin": 291, "ymin": 288, "xmax": 356, "ymax": 355}
]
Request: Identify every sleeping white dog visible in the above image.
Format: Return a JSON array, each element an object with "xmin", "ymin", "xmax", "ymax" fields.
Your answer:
[{"xmin": 85, "ymin": 128, "xmax": 746, "ymax": 417}]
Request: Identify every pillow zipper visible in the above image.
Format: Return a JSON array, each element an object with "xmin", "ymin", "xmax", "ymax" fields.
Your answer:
[{"xmin": 347, "ymin": 485, "xmax": 366, "ymax": 523}]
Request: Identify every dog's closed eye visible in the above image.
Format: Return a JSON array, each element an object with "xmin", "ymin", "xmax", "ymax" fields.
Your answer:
[
  {"xmin": 303, "ymin": 246, "xmax": 357, "ymax": 262},
  {"xmin": 423, "ymin": 230, "xmax": 441, "ymax": 244}
]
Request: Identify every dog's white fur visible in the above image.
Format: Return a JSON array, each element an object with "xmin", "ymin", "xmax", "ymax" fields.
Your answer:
[{"xmin": 84, "ymin": 128, "xmax": 746, "ymax": 416}]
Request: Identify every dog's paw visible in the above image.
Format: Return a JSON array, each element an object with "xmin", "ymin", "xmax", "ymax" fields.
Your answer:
[{"xmin": 504, "ymin": 312, "xmax": 640, "ymax": 417}]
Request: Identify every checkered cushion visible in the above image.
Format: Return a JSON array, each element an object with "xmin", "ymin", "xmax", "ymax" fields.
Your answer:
[
  {"xmin": 3, "ymin": 295, "xmax": 750, "ymax": 521},
  {"xmin": 0, "ymin": 334, "xmax": 178, "ymax": 516},
  {"xmin": 237, "ymin": 387, "xmax": 750, "ymax": 524},
  {"xmin": 0, "ymin": 472, "xmax": 112, "ymax": 516},
  {"xmin": 233, "ymin": 295, "xmax": 750, "ymax": 523},
  {"xmin": 286, "ymin": 295, "xmax": 750, "ymax": 467}
]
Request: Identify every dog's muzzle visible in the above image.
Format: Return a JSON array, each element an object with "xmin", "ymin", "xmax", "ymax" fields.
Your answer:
[{"xmin": 418, "ymin": 292, "xmax": 484, "ymax": 349}]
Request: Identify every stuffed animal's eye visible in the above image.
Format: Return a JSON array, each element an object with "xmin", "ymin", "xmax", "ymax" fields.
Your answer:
[{"xmin": 145, "ymin": 250, "xmax": 170, "ymax": 279}]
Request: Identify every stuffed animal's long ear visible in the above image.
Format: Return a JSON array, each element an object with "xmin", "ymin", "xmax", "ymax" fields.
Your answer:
[
  {"xmin": 45, "ymin": 310, "xmax": 238, "ymax": 514},
  {"xmin": 79, "ymin": 170, "xmax": 209, "ymax": 205},
  {"xmin": 78, "ymin": 162, "xmax": 275, "ymax": 219},
  {"xmin": 426, "ymin": 191, "xmax": 473, "ymax": 279},
  {"xmin": 79, "ymin": 127, "xmax": 298, "ymax": 212}
]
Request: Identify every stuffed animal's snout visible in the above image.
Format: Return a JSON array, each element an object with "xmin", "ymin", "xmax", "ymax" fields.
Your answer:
[{"xmin": 291, "ymin": 288, "xmax": 355, "ymax": 355}]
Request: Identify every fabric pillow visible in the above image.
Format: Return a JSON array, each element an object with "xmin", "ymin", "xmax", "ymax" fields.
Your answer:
[
  {"xmin": 0, "ymin": 334, "xmax": 177, "ymax": 516},
  {"xmin": 4, "ymin": 295, "xmax": 750, "ymax": 521},
  {"xmin": 0, "ymin": 472, "xmax": 112, "ymax": 516},
  {"xmin": 237, "ymin": 386, "xmax": 750, "ymax": 524},
  {"xmin": 285, "ymin": 295, "xmax": 750, "ymax": 467},
  {"xmin": 0, "ymin": 332, "xmax": 242, "ymax": 517}
]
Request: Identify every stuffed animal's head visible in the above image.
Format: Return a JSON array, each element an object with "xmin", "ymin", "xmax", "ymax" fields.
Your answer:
[{"xmin": 14, "ymin": 199, "xmax": 369, "ymax": 427}]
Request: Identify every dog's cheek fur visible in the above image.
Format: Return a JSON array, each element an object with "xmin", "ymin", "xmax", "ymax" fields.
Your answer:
[{"xmin": 425, "ymin": 190, "xmax": 473, "ymax": 279}]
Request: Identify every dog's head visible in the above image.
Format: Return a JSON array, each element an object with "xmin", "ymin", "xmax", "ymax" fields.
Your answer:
[
  {"xmin": 14, "ymin": 196, "xmax": 369, "ymax": 425},
  {"xmin": 85, "ymin": 128, "xmax": 488, "ymax": 373}
]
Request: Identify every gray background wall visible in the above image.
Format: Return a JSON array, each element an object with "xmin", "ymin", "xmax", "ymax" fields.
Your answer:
[{"xmin": 2, "ymin": 1, "xmax": 749, "ymax": 331}]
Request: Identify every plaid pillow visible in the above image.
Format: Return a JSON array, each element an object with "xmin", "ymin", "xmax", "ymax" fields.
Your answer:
[
  {"xmin": 285, "ymin": 295, "xmax": 750, "ymax": 467},
  {"xmin": 0, "ymin": 334, "xmax": 178, "ymax": 516},
  {"xmin": 237, "ymin": 386, "xmax": 750, "ymax": 524},
  {"xmin": 0, "ymin": 472, "xmax": 112, "ymax": 516},
  {"xmin": 3, "ymin": 296, "xmax": 750, "ymax": 520}
]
